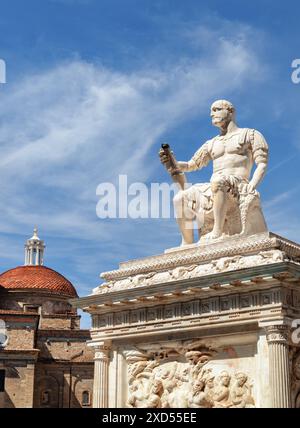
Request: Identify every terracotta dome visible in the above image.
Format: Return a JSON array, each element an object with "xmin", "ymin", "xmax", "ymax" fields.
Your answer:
[{"xmin": 0, "ymin": 265, "xmax": 78, "ymax": 298}]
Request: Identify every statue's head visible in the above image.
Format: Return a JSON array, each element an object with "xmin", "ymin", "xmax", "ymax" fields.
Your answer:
[
  {"xmin": 235, "ymin": 372, "xmax": 247, "ymax": 386},
  {"xmin": 210, "ymin": 99, "xmax": 236, "ymax": 128},
  {"xmin": 152, "ymin": 379, "xmax": 164, "ymax": 395},
  {"xmin": 219, "ymin": 370, "xmax": 230, "ymax": 386},
  {"xmin": 185, "ymin": 350, "xmax": 202, "ymax": 364},
  {"xmin": 206, "ymin": 374, "xmax": 215, "ymax": 388},
  {"xmin": 193, "ymin": 378, "xmax": 205, "ymax": 392}
]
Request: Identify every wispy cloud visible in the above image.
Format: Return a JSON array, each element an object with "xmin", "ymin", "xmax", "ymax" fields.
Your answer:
[
  {"xmin": 0, "ymin": 24, "xmax": 264, "ymax": 233},
  {"xmin": 263, "ymin": 188, "xmax": 300, "ymax": 242},
  {"xmin": 0, "ymin": 19, "xmax": 269, "ymax": 300}
]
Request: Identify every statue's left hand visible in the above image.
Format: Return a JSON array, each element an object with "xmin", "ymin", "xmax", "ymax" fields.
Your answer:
[{"xmin": 240, "ymin": 183, "xmax": 256, "ymax": 194}]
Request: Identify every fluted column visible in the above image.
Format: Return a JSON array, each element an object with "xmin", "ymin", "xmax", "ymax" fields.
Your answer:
[
  {"xmin": 266, "ymin": 325, "xmax": 291, "ymax": 408},
  {"xmin": 92, "ymin": 341, "xmax": 111, "ymax": 408}
]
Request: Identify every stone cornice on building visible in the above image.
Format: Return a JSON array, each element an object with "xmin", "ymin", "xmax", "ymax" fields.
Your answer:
[
  {"xmin": 0, "ymin": 349, "xmax": 40, "ymax": 360},
  {"xmin": 71, "ymin": 261, "xmax": 300, "ymax": 310},
  {"xmin": 37, "ymin": 329, "xmax": 91, "ymax": 338},
  {"xmin": 101, "ymin": 232, "xmax": 300, "ymax": 281},
  {"xmin": 37, "ymin": 359, "xmax": 94, "ymax": 365}
]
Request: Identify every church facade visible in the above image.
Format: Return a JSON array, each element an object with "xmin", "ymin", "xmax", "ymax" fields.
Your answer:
[{"xmin": 0, "ymin": 229, "xmax": 94, "ymax": 408}]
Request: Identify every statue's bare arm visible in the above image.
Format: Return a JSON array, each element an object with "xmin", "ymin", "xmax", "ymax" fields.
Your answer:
[
  {"xmin": 248, "ymin": 162, "xmax": 267, "ymax": 191},
  {"xmin": 248, "ymin": 130, "xmax": 269, "ymax": 191},
  {"xmin": 177, "ymin": 160, "xmax": 197, "ymax": 172},
  {"xmin": 177, "ymin": 141, "xmax": 212, "ymax": 173}
]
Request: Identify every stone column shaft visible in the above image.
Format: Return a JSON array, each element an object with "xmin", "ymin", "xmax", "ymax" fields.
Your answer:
[
  {"xmin": 266, "ymin": 325, "xmax": 291, "ymax": 408},
  {"xmin": 92, "ymin": 342, "xmax": 111, "ymax": 408}
]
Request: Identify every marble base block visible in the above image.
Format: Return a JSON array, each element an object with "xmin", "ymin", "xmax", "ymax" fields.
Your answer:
[{"xmin": 72, "ymin": 232, "xmax": 300, "ymax": 408}]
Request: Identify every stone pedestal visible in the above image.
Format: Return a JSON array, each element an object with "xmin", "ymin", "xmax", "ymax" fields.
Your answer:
[{"xmin": 72, "ymin": 232, "xmax": 300, "ymax": 408}]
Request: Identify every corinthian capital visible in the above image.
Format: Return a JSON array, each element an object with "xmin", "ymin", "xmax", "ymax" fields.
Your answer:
[
  {"xmin": 93, "ymin": 340, "xmax": 112, "ymax": 360},
  {"xmin": 266, "ymin": 325, "xmax": 289, "ymax": 344}
]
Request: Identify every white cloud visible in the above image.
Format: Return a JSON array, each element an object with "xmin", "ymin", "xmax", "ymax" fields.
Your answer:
[
  {"xmin": 0, "ymin": 24, "xmax": 265, "ymax": 239},
  {"xmin": 263, "ymin": 188, "xmax": 300, "ymax": 242},
  {"xmin": 0, "ymin": 20, "xmax": 272, "ymax": 295}
]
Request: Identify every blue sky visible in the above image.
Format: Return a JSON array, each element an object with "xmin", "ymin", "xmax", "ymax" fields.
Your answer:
[{"xmin": 0, "ymin": 0, "xmax": 300, "ymax": 327}]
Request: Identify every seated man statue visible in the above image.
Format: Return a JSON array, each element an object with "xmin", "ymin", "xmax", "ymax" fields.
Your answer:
[{"xmin": 159, "ymin": 100, "xmax": 268, "ymax": 246}]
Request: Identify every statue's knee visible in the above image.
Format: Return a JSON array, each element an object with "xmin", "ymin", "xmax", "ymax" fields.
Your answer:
[
  {"xmin": 173, "ymin": 191, "xmax": 185, "ymax": 206},
  {"xmin": 211, "ymin": 178, "xmax": 225, "ymax": 193}
]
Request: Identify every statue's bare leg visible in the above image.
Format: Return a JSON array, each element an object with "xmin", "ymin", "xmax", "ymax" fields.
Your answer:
[
  {"xmin": 173, "ymin": 191, "xmax": 194, "ymax": 245},
  {"xmin": 176, "ymin": 217, "xmax": 194, "ymax": 245},
  {"xmin": 210, "ymin": 185, "xmax": 228, "ymax": 239}
]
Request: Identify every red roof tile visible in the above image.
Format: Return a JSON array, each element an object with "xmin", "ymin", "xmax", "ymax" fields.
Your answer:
[{"xmin": 0, "ymin": 266, "xmax": 78, "ymax": 298}]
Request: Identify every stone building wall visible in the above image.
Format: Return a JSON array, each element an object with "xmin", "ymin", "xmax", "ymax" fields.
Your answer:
[
  {"xmin": 1, "ymin": 359, "xmax": 37, "ymax": 408},
  {"xmin": 33, "ymin": 363, "xmax": 94, "ymax": 408},
  {"xmin": 0, "ymin": 291, "xmax": 75, "ymax": 316},
  {"xmin": 39, "ymin": 314, "xmax": 80, "ymax": 330},
  {"xmin": 0, "ymin": 295, "xmax": 94, "ymax": 408}
]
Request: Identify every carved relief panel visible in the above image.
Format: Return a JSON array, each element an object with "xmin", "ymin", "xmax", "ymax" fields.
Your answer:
[
  {"xmin": 292, "ymin": 350, "xmax": 300, "ymax": 408},
  {"xmin": 123, "ymin": 342, "xmax": 255, "ymax": 408}
]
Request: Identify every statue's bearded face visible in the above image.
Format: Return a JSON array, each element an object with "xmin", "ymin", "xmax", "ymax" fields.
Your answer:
[{"xmin": 210, "ymin": 102, "xmax": 232, "ymax": 128}]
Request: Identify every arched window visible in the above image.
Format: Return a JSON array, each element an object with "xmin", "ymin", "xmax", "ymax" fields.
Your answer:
[
  {"xmin": 41, "ymin": 390, "xmax": 50, "ymax": 405},
  {"xmin": 82, "ymin": 390, "xmax": 91, "ymax": 406}
]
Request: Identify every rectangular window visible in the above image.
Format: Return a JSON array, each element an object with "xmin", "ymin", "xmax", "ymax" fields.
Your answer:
[{"xmin": 23, "ymin": 305, "xmax": 40, "ymax": 314}]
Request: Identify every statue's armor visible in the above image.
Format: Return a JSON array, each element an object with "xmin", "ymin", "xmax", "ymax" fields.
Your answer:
[{"xmin": 180, "ymin": 128, "xmax": 268, "ymax": 235}]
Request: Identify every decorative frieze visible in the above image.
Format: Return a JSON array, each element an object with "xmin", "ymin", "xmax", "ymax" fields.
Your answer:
[
  {"xmin": 92, "ymin": 288, "xmax": 284, "ymax": 331},
  {"xmin": 96, "ymin": 249, "xmax": 289, "ymax": 294},
  {"xmin": 124, "ymin": 343, "xmax": 255, "ymax": 408},
  {"xmin": 98, "ymin": 232, "xmax": 300, "ymax": 287}
]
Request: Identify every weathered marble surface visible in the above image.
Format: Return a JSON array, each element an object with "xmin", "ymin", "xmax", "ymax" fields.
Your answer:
[
  {"xmin": 72, "ymin": 233, "xmax": 300, "ymax": 408},
  {"xmin": 93, "ymin": 232, "xmax": 300, "ymax": 295},
  {"xmin": 125, "ymin": 344, "xmax": 255, "ymax": 408},
  {"xmin": 159, "ymin": 100, "xmax": 268, "ymax": 245}
]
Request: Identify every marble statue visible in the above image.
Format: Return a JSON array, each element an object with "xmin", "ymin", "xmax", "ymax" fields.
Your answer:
[
  {"xmin": 127, "ymin": 380, "xmax": 146, "ymax": 408},
  {"xmin": 143, "ymin": 379, "xmax": 164, "ymax": 408},
  {"xmin": 159, "ymin": 100, "xmax": 268, "ymax": 245},
  {"xmin": 187, "ymin": 378, "xmax": 213, "ymax": 408},
  {"xmin": 204, "ymin": 373, "xmax": 216, "ymax": 403},
  {"xmin": 229, "ymin": 372, "xmax": 255, "ymax": 408},
  {"xmin": 212, "ymin": 370, "xmax": 232, "ymax": 408}
]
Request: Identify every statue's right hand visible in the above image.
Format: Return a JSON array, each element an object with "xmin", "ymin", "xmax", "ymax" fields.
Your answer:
[{"xmin": 159, "ymin": 148, "xmax": 170, "ymax": 164}]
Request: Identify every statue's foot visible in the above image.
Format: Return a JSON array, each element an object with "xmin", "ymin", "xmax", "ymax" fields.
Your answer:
[
  {"xmin": 180, "ymin": 239, "xmax": 194, "ymax": 246},
  {"xmin": 205, "ymin": 230, "xmax": 223, "ymax": 240}
]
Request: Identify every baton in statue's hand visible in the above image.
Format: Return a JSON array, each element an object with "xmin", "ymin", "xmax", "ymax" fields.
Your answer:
[{"xmin": 159, "ymin": 143, "xmax": 187, "ymax": 190}]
